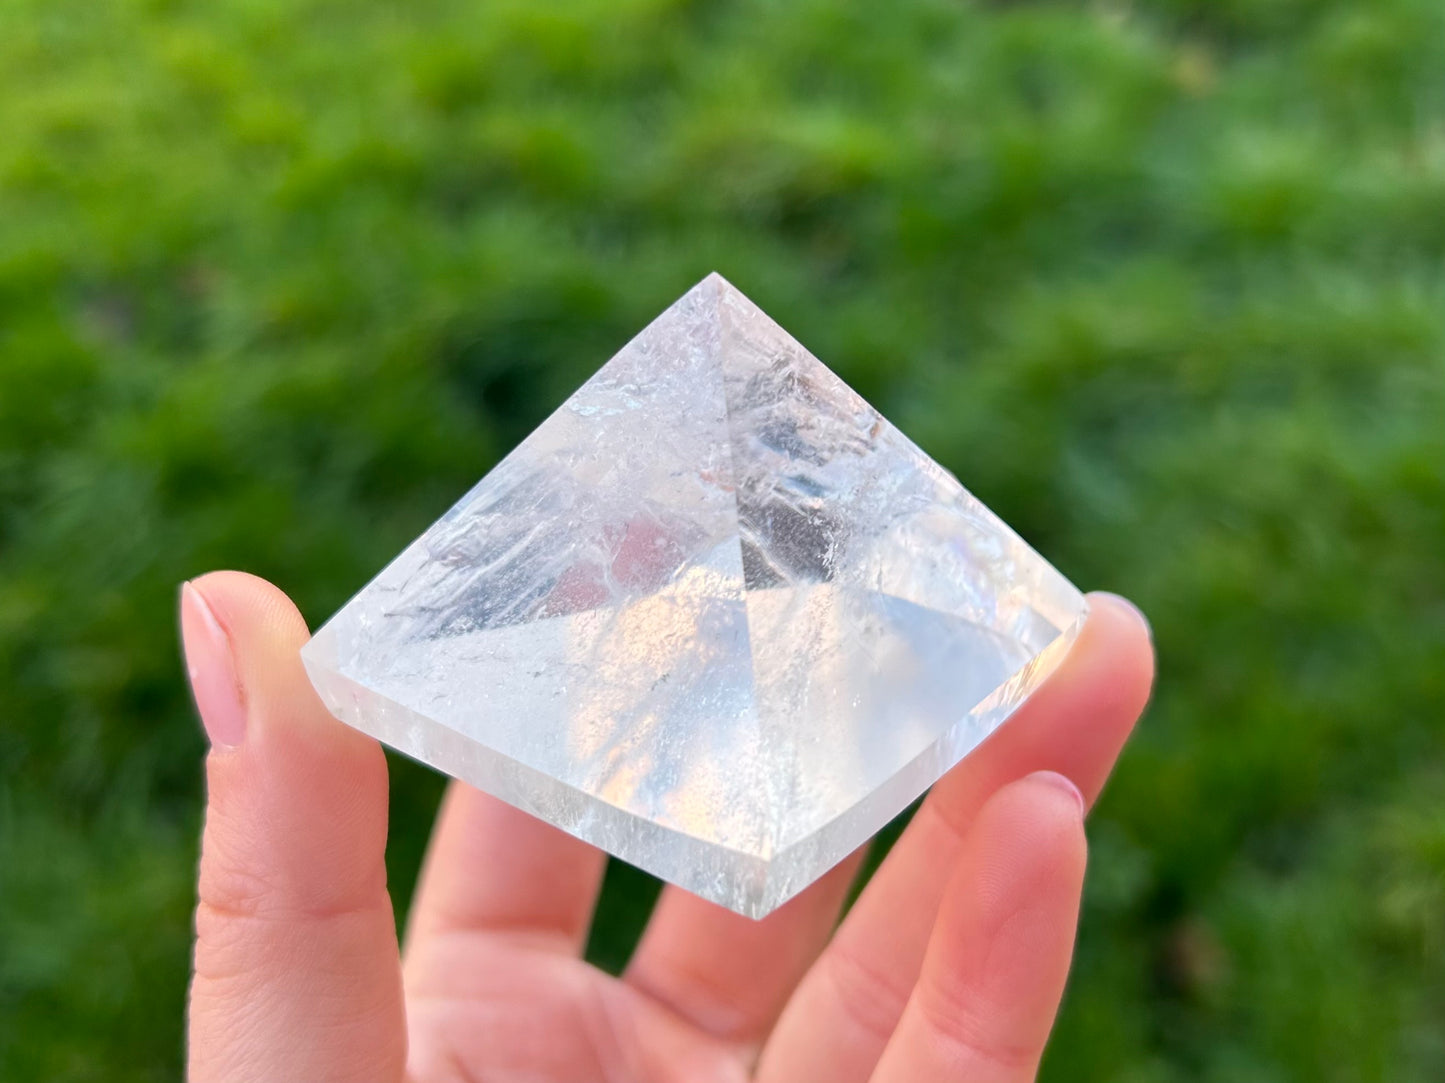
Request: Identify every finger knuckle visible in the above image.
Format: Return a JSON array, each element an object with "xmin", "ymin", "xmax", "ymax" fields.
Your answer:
[{"xmin": 824, "ymin": 941, "xmax": 912, "ymax": 1047}]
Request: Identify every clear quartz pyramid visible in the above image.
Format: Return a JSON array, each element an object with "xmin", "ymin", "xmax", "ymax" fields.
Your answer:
[{"xmin": 302, "ymin": 273, "xmax": 1086, "ymax": 918}]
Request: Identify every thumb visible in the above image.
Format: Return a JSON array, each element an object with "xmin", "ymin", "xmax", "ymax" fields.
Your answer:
[{"xmin": 181, "ymin": 572, "xmax": 406, "ymax": 1083}]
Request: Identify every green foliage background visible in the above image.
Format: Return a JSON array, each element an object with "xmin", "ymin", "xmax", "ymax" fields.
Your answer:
[{"xmin": 3, "ymin": 0, "xmax": 1444, "ymax": 1078}]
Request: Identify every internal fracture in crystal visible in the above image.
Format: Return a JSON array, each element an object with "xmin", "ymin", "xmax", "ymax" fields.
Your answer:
[{"xmin": 302, "ymin": 273, "xmax": 1087, "ymax": 918}]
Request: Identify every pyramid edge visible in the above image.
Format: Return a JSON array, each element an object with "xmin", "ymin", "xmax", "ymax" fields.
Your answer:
[
  {"xmin": 298, "ymin": 272, "xmax": 742, "ymax": 671},
  {"xmin": 708, "ymin": 271, "xmax": 1087, "ymax": 636},
  {"xmin": 749, "ymin": 604, "xmax": 1090, "ymax": 914},
  {"xmin": 298, "ymin": 649, "xmax": 787, "ymax": 919}
]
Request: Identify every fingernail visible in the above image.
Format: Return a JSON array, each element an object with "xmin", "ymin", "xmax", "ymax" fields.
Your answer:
[
  {"xmin": 180, "ymin": 581, "xmax": 246, "ymax": 749},
  {"xmin": 1030, "ymin": 770, "xmax": 1086, "ymax": 817},
  {"xmin": 1093, "ymin": 591, "xmax": 1152, "ymax": 642}
]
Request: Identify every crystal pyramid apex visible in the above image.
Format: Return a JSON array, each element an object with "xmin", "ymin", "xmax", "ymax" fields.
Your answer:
[{"xmin": 302, "ymin": 275, "xmax": 1086, "ymax": 917}]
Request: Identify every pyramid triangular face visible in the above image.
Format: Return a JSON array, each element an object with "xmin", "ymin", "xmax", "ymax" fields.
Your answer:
[{"xmin": 302, "ymin": 274, "xmax": 1086, "ymax": 917}]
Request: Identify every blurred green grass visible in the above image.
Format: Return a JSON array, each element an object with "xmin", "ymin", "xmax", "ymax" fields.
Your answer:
[{"xmin": 2, "ymin": 0, "xmax": 1444, "ymax": 1078}]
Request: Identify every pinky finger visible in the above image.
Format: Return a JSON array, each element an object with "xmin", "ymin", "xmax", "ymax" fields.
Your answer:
[{"xmin": 869, "ymin": 772, "xmax": 1087, "ymax": 1083}]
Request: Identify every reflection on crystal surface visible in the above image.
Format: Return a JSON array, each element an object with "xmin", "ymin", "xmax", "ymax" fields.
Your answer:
[{"xmin": 302, "ymin": 273, "xmax": 1086, "ymax": 917}]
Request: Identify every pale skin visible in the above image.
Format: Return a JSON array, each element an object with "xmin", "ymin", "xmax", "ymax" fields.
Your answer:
[{"xmin": 180, "ymin": 571, "xmax": 1153, "ymax": 1082}]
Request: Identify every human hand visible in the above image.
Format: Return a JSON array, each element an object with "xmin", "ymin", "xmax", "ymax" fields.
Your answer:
[{"xmin": 180, "ymin": 571, "xmax": 1152, "ymax": 1082}]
